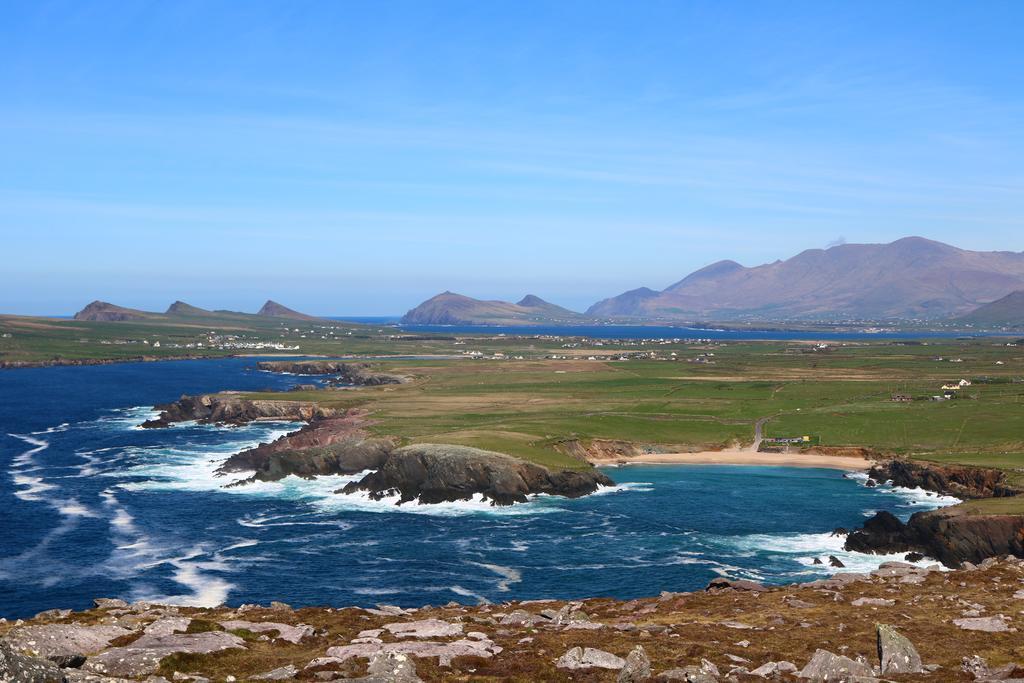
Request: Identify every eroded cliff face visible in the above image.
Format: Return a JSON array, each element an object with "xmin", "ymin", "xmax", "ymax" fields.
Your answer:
[
  {"xmin": 339, "ymin": 444, "xmax": 615, "ymax": 505},
  {"xmin": 869, "ymin": 460, "xmax": 1019, "ymax": 499},
  {"xmin": 217, "ymin": 414, "xmax": 396, "ymax": 484},
  {"xmin": 846, "ymin": 507, "xmax": 1024, "ymax": 567},
  {"xmin": 558, "ymin": 438, "xmax": 672, "ymax": 462},
  {"xmin": 213, "ymin": 418, "xmax": 615, "ymax": 505},
  {"xmin": 140, "ymin": 393, "xmax": 337, "ymax": 428},
  {"xmin": 256, "ymin": 360, "xmax": 409, "ymax": 386},
  {"xmin": 845, "ymin": 459, "xmax": 1024, "ymax": 567}
]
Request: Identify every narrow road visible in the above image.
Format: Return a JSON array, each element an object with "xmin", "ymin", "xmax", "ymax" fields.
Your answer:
[{"xmin": 748, "ymin": 415, "xmax": 771, "ymax": 452}]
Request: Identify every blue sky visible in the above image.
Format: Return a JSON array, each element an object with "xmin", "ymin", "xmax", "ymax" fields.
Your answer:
[{"xmin": 2, "ymin": 1, "xmax": 1023, "ymax": 315}]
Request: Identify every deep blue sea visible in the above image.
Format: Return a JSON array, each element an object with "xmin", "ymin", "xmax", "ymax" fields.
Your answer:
[{"xmin": 0, "ymin": 358, "xmax": 956, "ymax": 619}]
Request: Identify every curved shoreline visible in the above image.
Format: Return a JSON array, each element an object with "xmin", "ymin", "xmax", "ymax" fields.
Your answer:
[{"xmin": 590, "ymin": 450, "xmax": 871, "ymax": 470}]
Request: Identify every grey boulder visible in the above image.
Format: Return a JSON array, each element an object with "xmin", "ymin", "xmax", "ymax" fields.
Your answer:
[
  {"xmin": 617, "ymin": 645, "xmax": 652, "ymax": 682},
  {"xmin": 0, "ymin": 642, "xmax": 67, "ymax": 683},
  {"xmin": 798, "ymin": 649, "xmax": 874, "ymax": 681},
  {"xmin": 556, "ymin": 646, "xmax": 626, "ymax": 670},
  {"xmin": 876, "ymin": 624, "xmax": 923, "ymax": 674}
]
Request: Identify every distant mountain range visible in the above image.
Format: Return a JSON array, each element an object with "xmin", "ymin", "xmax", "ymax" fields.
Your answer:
[
  {"xmin": 403, "ymin": 238, "xmax": 1024, "ymax": 326},
  {"xmin": 400, "ymin": 292, "xmax": 586, "ymax": 325},
  {"xmin": 73, "ymin": 299, "xmax": 320, "ymax": 322}
]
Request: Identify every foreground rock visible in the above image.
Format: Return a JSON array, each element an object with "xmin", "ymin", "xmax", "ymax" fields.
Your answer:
[
  {"xmin": 340, "ymin": 443, "xmax": 615, "ymax": 505},
  {"xmin": 877, "ymin": 623, "xmax": 923, "ymax": 674},
  {"xmin": 0, "ymin": 642, "xmax": 66, "ymax": 683},
  {"xmin": 2, "ymin": 624, "xmax": 132, "ymax": 659},
  {"xmin": 798, "ymin": 649, "xmax": 873, "ymax": 680},
  {"xmin": 3, "ymin": 558, "xmax": 1024, "ymax": 681},
  {"xmin": 83, "ymin": 632, "xmax": 246, "ymax": 677}
]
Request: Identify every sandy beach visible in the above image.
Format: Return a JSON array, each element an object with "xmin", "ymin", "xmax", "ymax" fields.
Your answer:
[{"xmin": 590, "ymin": 450, "xmax": 871, "ymax": 471}]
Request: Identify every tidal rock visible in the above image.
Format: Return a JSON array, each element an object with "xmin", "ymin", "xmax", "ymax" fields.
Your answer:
[
  {"xmin": 953, "ymin": 615, "xmax": 1011, "ymax": 632},
  {"xmin": 83, "ymin": 632, "xmax": 245, "ymax": 678},
  {"xmin": 556, "ymin": 646, "xmax": 626, "ymax": 670},
  {"xmin": 617, "ymin": 646, "xmax": 652, "ymax": 682},
  {"xmin": 0, "ymin": 642, "xmax": 67, "ymax": 683},
  {"xmin": 798, "ymin": 649, "xmax": 874, "ymax": 681},
  {"xmin": 383, "ymin": 619, "xmax": 462, "ymax": 639},
  {"xmin": 828, "ymin": 555, "xmax": 845, "ymax": 568},
  {"xmin": 876, "ymin": 624, "xmax": 923, "ymax": 674},
  {"xmin": 3, "ymin": 624, "xmax": 134, "ymax": 658}
]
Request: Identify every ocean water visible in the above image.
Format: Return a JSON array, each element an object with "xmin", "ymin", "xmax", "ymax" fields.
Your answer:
[
  {"xmin": 0, "ymin": 358, "xmax": 956, "ymax": 619},
  {"xmin": 341, "ymin": 320, "xmax": 993, "ymax": 341}
]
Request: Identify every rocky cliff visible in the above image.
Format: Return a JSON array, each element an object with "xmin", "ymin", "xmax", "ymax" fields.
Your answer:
[
  {"xmin": 845, "ymin": 508, "xmax": 1024, "ymax": 567},
  {"xmin": 140, "ymin": 393, "xmax": 337, "ymax": 428},
  {"xmin": 340, "ymin": 444, "xmax": 615, "ymax": 505},
  {"xmin": 256, "ymin": 360, "xmax": 409, "ymax": 385},
  {"xmin": 217, "ymin": 414, "xmax": 396, "ymax": 484},
  {"xmin": 867, "ymin": 459, "xmax": 1019, "ymax": 499},
  {"xmin": 844, "ymin": 460, "xmax": 1024, "ymax": 567}
]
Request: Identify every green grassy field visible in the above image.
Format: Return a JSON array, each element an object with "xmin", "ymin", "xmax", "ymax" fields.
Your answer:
[{"xmin": 4, "ymin": 314, "xmax": 1024, "ymax": 506}]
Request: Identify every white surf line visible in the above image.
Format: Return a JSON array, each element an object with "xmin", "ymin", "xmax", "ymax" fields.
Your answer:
[{"xmin": 468, "ymin": 561, "xmax": 522, "ymax": 592}]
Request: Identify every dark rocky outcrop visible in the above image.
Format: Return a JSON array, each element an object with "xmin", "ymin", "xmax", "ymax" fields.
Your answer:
[
  {"xmin": 141, "ymin": 393, "xmax": 337, "ymax": 428},
  {"xmin": 215, "ymin": 418, "xmax": 614, "ymax": 505},
  {"xmin": 845, "ymin": 507, "xmax": 1024, "ymax": 567},
  {"xmin": 869, "ymin": 459, "xmax": 1019, "ymax": 499},
  {"xmin": 257, "ymin": 360, "xmax": 409, "ymax": 385},
  {"xmin": 340, "ymin": 444, "xmax": 614, "ymax": 505}
]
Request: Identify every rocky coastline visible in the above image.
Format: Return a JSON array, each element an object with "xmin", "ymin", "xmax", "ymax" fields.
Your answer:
[
  {"xmin": 841, "ymin": 460, "xmax": 1024, "ymax": 567},
  {"xmin": 140, "ymin": 394, "xmax": 339, "ymax": 429},
  {"xmin": 3, "ymin": 557, "xmax": 1023, "ymax": 682},
  {"xmin": 0, "ymin": 355, "xmax": 218, "ymax": 370},
  {"xmin": 256, "ymin": 361, "xmax": 409, "ymax": 386},
  {"xmin": 217, "ymin": 416, "xmax": 612, "ymax": 505}
]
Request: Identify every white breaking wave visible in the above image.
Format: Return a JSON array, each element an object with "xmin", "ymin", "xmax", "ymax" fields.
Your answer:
[
  {"xmin": 726, "ymin": 530, "xmax": 944, "ymax": 577},
  {"xmin": 469, "ymin": 561, "xmax": 523, "ymax": 592}
]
